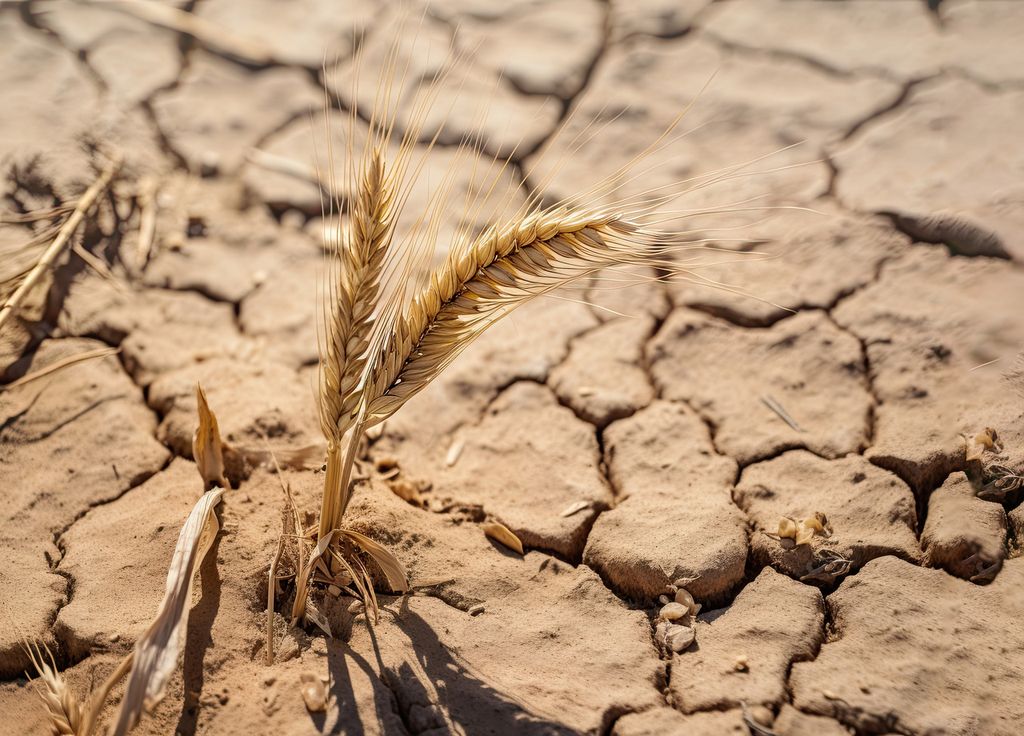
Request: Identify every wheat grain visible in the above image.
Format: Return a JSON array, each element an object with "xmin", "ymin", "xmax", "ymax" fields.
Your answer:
[{"xmin": 482, "ymin": 522, "xmax": 524, "ymax": 555}]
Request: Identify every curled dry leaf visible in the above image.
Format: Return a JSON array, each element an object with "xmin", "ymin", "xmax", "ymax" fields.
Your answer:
[
  {"xmin": 388, "ymin": 478, "xmax": 424, "ymax": 505},
  {"xmin": 482, "ymin": 521, "xmax": 524, "ymax": 555},
  {"xmin": 339, "ymin": 528, "xmax": 410, "ymax": 593},
  {"xmin": 802, "ymin": 511, "xmax": 832, "ymax": 537},
  {"xmin": 800, "ymin": 549, "xmax": 853, "ymax": 584},
  {"xmin": 794, "ymin": 526, "xmax": 815, "ymax": 546},
  {"xmin": 111, "ymin": 487, "xmax": 224, "ymax": 735},
  {"xmin": 193, "ymin": 383, "xmax": 228, "ymax": 491},
  {"xmin": 965, "ymin": 427, "xmax": 1002, "ymax": 462}
]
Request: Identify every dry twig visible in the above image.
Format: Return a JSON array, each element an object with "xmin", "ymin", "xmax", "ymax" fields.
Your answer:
[{"xmin": 0, "ymin": 155, "xmax": 121, "ymax": 333}]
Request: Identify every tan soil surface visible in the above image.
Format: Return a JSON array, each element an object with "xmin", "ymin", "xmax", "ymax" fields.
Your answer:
[{"xmin": 2, "ymin": 2, "xmax": 1023, "ymax": 735}]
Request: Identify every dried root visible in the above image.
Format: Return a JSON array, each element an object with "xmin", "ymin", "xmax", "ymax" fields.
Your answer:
[
  {"xmin": 964, "ymin": 426, "xmax": 1023, "ymax": 502},
  {"xmin": 800, "ymin": 549, "xmax": 853, "ymax": 584}
]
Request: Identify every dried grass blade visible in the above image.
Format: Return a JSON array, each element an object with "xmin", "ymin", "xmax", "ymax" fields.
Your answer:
[
  {"xmin": 110, "ymin": 487, "xmax": 224, "ymax": 736},
  {"xmin": 0, "ymin": 155, "xmax": 121, "ymax": 334},
  {"xmin": 0, "ymin": 347, "xmax": 119, "ymax": 393},
  {"xmin": 339, "ymin": 528, "xmax": 410, "ymax": 592},
  {"xmin": 266, "ymin": 538, "xmax": 284, "ymax": 666},
  {"xmin": 290, "ymin": 530, "xmax": 337, "ymax": 623},
  {"xmin": 104, "ymin": 0, "xmax": 274, "ymax": 65},
  {"xmin": 135, "ymin": 178, "xmax": 158, "ymax": 272},
  {"xmin": 192, "ymin": 383, "xmax": 228, "ymax": 491}
]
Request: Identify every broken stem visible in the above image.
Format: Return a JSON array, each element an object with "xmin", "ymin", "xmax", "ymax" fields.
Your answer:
[
  {"xmin": 0, "ymin": 154, "xmax": 121, "ymax": 333},
  {"xmin": 266, "ymin": 538, "xmax": 283, "ymax": 665}
]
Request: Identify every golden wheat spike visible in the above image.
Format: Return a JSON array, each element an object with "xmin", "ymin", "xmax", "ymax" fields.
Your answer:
[
  {"xmin": 360, "ymin": 208, "xmax": 697, "ymax": 424},
  {"xmin": 318, "ymin": 148, "xmax": 396, "ymax": 444}
]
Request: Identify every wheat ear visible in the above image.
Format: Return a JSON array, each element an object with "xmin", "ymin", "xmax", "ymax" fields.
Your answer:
[
  {"xmin": 362, "ymin": 207, "xmax": 685, "ymax": 423},
  {"xmin": 26, "ymin": 642, "xmax": 82, "ymax": 736},
  {"xmin": 317, "ymin": 147, "xmax": 395, "ymax": 542}
]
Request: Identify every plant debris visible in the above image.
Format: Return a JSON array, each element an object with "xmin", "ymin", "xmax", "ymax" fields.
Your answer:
[{"xmin": 482, "ymin": 521, "xmax": 524, "ymax": 555}]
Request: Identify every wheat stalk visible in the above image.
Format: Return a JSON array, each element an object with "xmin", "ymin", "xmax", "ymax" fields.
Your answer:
[
  {"xmin": 317, "ymin": 148, "xmax": 396, "ymax": 542},
  {"xmin": 294, "ymin": 28, "xmax": 776, "ymax": 624}
]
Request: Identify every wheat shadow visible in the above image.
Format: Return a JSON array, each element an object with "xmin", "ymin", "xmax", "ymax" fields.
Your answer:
[
  {"xmin": 173, "ymin": 528, "xmax": 223, "ymax": 736},
  {"xmin": 322, "ymin": 600, "xmax": 579, "ymax": 736}
]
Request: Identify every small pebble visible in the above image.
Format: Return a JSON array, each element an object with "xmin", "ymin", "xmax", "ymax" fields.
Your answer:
[
  {"xmin": 665, "ymin": 624, "xmax": 695, "ymax": 653},
  {"xmin": 300, "ymin": 675, "xmax": 328, "ymax": 713},
  {"xmin": 374, "ymin": 455, "xmax": 399, "ymax": 472},
  {"xmin": 734, "ymin": 655, "xmax": 749, "ymax": 673},
  {"xmin": 445, "ymin": 438, "xmax": 465, "ymax": 467},
  {"xmin": 468, "ymin": 604, "xmax": 485, "ymax": 616},
  {"xmin": 674, "ymin": 588, "xmax": 696, "ymax": 612},
  {"xmin": 327, "ymin": 585, "xmax": 341, "ymax": 597},
  {"xmin": 659, "ymin": 602, "xmax": 688, "ymax": 621},
  {"xmin": 658, "ymin": 594, "xmax": 671, "ymax": 606},
  {"xmin": 747, "ymin": 705, "xmax": 773, "ymax": 727},
  {"xmin": 347, "ymin": 600, "xmax": 364, "ymax": 615}
]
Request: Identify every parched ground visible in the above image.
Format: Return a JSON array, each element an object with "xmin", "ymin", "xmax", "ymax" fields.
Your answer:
[{"xmin": 2, "ymin": 1, "xmax": 1024, "ymax": 735}]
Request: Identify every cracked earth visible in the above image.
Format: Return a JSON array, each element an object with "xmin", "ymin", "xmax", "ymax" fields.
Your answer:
[{"xmin": 2, "ymin": 1, "xmax": 1024, "ymax": 735}]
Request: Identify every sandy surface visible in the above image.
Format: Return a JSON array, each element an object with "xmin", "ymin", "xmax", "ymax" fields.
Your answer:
[{"xmin": 2, "ymin": 1, "xmax": 1023, "ymax": 734}]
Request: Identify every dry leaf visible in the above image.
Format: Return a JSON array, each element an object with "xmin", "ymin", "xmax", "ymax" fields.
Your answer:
[
  {"xmin": 111, "ymin": 488, "xmax": 223, "ymax": 735},
  {"xmin": 802, "ymin": 512, "xmax": 832, "ymax": 538},
  {"xmin": 966, "ymin": 427, "xmax": 1002, "ymax": 461},
  {"xmin": 340, "ymin": 528, "xmax": 410, "ymax": 593},
  {"xmin": 482, "ymin": 522, "xmax": 524, "ymax": 554},
  {"xmin": 192, "ymin": 383, "xmax": 227, "ymax": 491},
  {"xmin": 975, "ymin": 427, "xmax": 999, "ymax": 451}
]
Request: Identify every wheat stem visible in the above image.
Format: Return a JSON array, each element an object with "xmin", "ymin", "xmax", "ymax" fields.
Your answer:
[{"xmin": 317, "ymin": 146, "xmax": 395, "ymax": 542}]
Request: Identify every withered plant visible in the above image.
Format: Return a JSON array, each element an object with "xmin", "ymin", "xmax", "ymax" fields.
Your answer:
[{"xmin": 287, "ymin": 37, "xmax": 772, "ymax": 622}]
